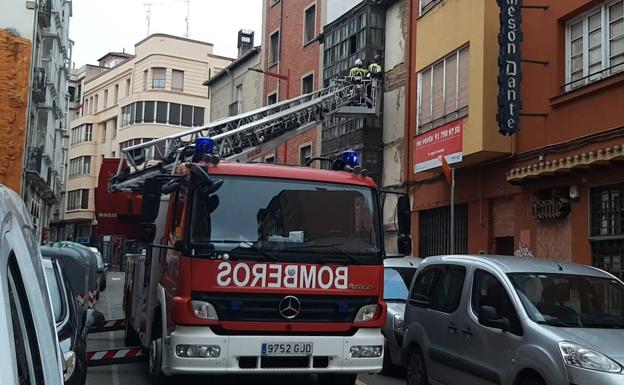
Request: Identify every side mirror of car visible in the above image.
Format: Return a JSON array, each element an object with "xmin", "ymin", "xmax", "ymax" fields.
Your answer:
[
  {"xmin": 478, "ymin": 305, "xmax": 510, "ymax": 332},
  {"xmin": 85, "ymin": 308, "xmax": 106, "ymax": 329}
]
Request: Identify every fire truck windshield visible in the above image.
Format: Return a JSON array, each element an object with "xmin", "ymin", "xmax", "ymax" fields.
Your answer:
[{"xmin": 189, "ymin": 176, "xmax": 381, "ymax": 257}]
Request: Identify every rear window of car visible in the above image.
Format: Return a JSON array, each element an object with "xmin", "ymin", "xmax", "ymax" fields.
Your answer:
[{"xmin": 44, "ymin": 265, "xmax": 63, "ymax": 324}]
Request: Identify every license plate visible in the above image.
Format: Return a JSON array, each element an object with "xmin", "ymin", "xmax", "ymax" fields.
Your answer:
[{"xmin": 261, "ymin": 342, "xmax": 313, "ymax": 356}]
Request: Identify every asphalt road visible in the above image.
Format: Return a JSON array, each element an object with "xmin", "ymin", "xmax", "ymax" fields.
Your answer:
[{"xmin": 86, "ymin": 272, "xmax": 404, "ymax": 385}]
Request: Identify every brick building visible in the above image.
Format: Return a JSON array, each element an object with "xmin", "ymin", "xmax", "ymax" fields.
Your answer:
[
  {"xmin": 261, "ymin": 0, "xmax": 322, "ymax": 165},
  {"xmin": 406, "ymin": 0, "xmax": 624, "ymax": 279}
]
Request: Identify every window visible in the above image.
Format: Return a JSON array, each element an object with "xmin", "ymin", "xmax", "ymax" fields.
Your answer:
[
  {"xmin": 169, "ymin": 103, "xmax": 181, "ymax": 125},
  {"xmin": 271, "ymin": 0, "xmax": 280, "ymax": 5},
  {"xmin": 181, "ymin": 105, "xmax": 193, "ymax": 126},
  {"xmin": 264, "ymin": 154, "xmax": 275, "ymax": 163},
  {"xmin": 67, "ymin": 189, "xmax": 89, "ymax": 210},
  {"xmin": 69, "ymin": 156, "xmax": 91, "ymax": 177},
  {"xmin": 8, "ymin": 252, "xmax": 44, "ymax": 385},
  {"xmin": 267, "ymin": 92, "xmax": 278, "ymax": 105},
  {"xmin": 83, "ymin": 98, "xmax": 89, "ymax": 116},
  {"xmin": 70, "ymin": 124, "xmax": 93, "ymax": 145},
  {"xmin": 134, "ymin": 101, "xmax": 143, "ymax": 123},
  {"xmin": 44, "ymin": 263, "xmax": 65, "ymax": 324},
  {"xmin": 304, "ymin": 5, "xmax": 316, "ymax": 44},
  {"xmin": 126, "ymin": 78, "xmax": 131, "ymax": 96},
  {"xmin": 420, "ymin": 0, "xmax": 442, "ymax": 15},
  {"xmin": 144, "ymin": 101, "xmax": 155, "ymax": 123},
  {"xmin": 591, "ymin": 183, "xmax": 624, "ymax": 279},
  {"xmin": 566, "ymin": 1, "xmax": 624, "ymax": 90},
  {"xmin": 143, "ymin": 70, "xmax": 148, "ymax": 90},
  {"xmin": 299, "ymin": 144, "xmax": 312, "ymax": 166},
  {"xmin": 418, "ymin": 46, "xmax": 469, "ymax": 133},
  {"xmin": 193, "ymin": 107, "xmax": 205, "ymax": 126},
  {"xmin": 172, "ymin": 69, "xmax": 184, "ymax": 92},
  {"xmin": 103, "ymin": 89, "xmax": 108, "ymax": 109},
  {"xmin": 114, "ymin": 84, "xmax": 119, "ymax": 104},
  {"xmin": 472, "ymin": 270, "xmax": 522, "ymax": 335},
  {"xmin": 429, "ymin": 266, "xmax": 466, "ymax": 313},
  {"xmin": 269, "ymin": 31, "xmax": 280, "ymax": 65},
  {"xmin": 302, "ymin": 73, "xmax": 314, "ymax": 94},
  {"xmin": 156, "ymin": 101, "xmax": 168, "ymax": 123},
  {"xmin": 94, "ymin": 94, "xmax": 98, "ymax": 112},
  {"xmin": 152, "ymin": 68, "xmax": 166, "ymax": 89},
  {"xmin": 410, "ymin": 268, "xmax": 438, "ymax": 305}
]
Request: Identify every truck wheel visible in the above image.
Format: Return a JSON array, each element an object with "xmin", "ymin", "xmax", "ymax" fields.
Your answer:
[
  {"xmin": 149, "ymin": 338, "xmax": 170, "ymax": 385},
  {"xmin": 124, "ymin": 320, "xmax": 141, "ymax": 347},
  {"xmin": 318, "ymin": 373, "xmax": 357, "ymax": 385}
]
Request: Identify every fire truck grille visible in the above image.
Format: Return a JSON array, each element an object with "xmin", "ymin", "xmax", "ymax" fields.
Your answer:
[{"xmin": 192, "ymin": 293, "xmax": 377, "ymax": 322}]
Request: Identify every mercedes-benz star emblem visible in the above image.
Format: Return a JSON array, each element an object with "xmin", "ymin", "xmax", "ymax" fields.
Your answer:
[{"xmin": 278, "ymin": 296, "xmax": 301, "ymax": 319}]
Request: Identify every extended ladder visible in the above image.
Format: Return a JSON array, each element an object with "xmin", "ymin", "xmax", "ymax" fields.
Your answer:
[{"xmin": 110, "ymin": 79, "xmax": 380, "ymax": 193}]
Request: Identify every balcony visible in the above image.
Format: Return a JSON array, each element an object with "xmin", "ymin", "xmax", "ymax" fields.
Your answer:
[
  {"xmin": 229, "ymin": 100, "xmax": 242, "ymax": 116},
  {"xmin": 38, "ymin": 0, "xmax": 52, "ymax": 28},
  {"xmin": 25, "ymin": 146, "xmax": 59, "ymax": 204},
  {"xmin": 32, "ymin": 67, "xmax": 47, "ymax": 103}
]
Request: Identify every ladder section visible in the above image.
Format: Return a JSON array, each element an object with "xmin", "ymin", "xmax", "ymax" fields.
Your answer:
[{"xmin": 110, "ymin": 79, "xmax": 379, "ymax": 193}]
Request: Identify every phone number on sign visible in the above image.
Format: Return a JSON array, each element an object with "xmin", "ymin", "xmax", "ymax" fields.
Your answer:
[{"xmin": 416, "ymin": 125, "xmax": 461, "ymax": 147}]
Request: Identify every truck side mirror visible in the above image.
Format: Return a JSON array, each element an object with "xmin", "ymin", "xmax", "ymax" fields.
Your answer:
[
  {"xmin": 397, "ymin": 195, "xmax": 411, "ymax": 235},
  {"xmin": 397, "ymin": 234, "xmax": 412, "ymax": 256},
  {"xmin": 142, "ymin": 178, "xmax": 162, "ymax": 223}
]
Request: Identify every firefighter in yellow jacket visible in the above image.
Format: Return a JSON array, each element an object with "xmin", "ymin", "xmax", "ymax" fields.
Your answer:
[
  {"xmin": 349, "ymin": 58, "xmax": 368, "ymax": 80},
  {"xmin": 368, "ymin": 55, "xmax": 383, "ymax": 79}
]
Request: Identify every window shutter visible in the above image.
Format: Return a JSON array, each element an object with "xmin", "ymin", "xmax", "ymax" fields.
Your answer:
[
  {"xmin": 419, "ymin": 69, "xmax": 432, "ymax": 127},
  {"xmin": 444, "ymin": 53, "xmax": 458, "ymax": 115},
  {"xmin": 458, "ymin": 47, "xmax": 470, "ymax": 109},
  {"xmin": 432, "ymin": 62, "xmax": 445, "ymax": 122}
]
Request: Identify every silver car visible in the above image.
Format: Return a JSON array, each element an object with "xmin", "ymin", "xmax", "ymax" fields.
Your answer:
[
  {"xmin": 382, "ymin": 256, "xmax": 421, "ymax": 373},
  {"xmin": 403, "ymin": 255, "xmax": 624, "ymax": 385}
]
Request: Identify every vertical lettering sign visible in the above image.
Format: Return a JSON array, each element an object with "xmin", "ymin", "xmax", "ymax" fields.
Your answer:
[{"xmin": 497, "ymin": 0, "xmax": 523, "ymax": 135}]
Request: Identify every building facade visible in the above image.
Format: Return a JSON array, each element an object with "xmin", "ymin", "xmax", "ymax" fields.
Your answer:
[
  {"xmin": 0, "ymin": 0, "xmax": 73, "ymax": 244},
  {"xmin": 261, "ymin": 0, "xmax": 322, "ymax": 165},
  {"xmin": 407, "ymin": 0, "xmax": 624, "ymax": 280},
  {"xmin": 206, "ymin": 31, "xmax": 263, "ymax": 120},
  {"xmin": 60, "ymin": 34, "xmax": 232, "ymax": 243}
]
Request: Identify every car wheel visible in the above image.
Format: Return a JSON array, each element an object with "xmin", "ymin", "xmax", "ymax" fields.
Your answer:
[
  {"xmin": 317, "ymin": 373, "xmax": 357, "ymax": 385},
  {"xmin": 520, "ymin": 377, "xmax": 546, "ymax": 385},
  {"xmin": 407, "ymin": 346, "xmax": 428, "ymax": 385}
]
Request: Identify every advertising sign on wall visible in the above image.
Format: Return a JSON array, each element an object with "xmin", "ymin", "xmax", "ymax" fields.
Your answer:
[
  {"xmin": 413, "ymin": 120, "xmax": 464, "ymax": 173},
  {"xmin": 497, "ymin": 0, "xmax": 523, "ymax": 135}
]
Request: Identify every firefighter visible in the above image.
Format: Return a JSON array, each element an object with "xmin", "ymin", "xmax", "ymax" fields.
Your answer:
[
  {"xmin": 349, "ymin": 58, "xmax": 368, "ymax": 80},
  {"xmin": 368, "ymin": 55, "xmax": 383, "ymax": 79}
]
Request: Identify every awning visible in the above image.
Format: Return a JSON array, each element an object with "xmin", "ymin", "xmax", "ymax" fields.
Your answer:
[{"xmin": 507, "ymin": 143, "xmax": 624, "ymax": 184}]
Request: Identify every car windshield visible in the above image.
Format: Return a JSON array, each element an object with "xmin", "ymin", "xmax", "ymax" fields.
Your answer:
[
  {"xmin": 508, "ymin": 273, "xmax": 624, "ymax": 328},
  {"xmin": 384, "ymin": 267, "xmax": 416, "ymax": 301},
  {"xmin": 44, "ymin": 265, "xmax": 64, "ymax": 324},
  {"xmin": 190, "ymin": 176, "xmax": 380, "ymax": 255}
]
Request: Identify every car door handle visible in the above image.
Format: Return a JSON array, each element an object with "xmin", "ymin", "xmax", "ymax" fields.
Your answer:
[
  {"xmin": 462, "ymin": 328, "xmax": 473, "ymax": 338},
  {"xmin": 447, "ymin": 324, "xmax": 458, "ymax": 334}
]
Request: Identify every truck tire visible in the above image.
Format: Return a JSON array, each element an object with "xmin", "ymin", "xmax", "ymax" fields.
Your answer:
[
  {"xmin": 318, "ymin": 373, "xmax": 357, "ymax": 385},
  {"xmin": 149, "ymin": 337, "xmax": 170, "ymax": 385},
  {"xmin": 124, "ymin": 319, "xmax": 141, "ymax": 347}
]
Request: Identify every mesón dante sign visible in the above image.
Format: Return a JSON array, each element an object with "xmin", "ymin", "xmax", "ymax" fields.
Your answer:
[{"xmin": 497, "ymin": 0, "xmax": 523, "ymax": 135}]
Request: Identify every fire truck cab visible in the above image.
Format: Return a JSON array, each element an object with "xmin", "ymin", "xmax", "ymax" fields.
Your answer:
[{"xmin": 123, "ymin": 144, "xmax": 413, "ymax": 384}]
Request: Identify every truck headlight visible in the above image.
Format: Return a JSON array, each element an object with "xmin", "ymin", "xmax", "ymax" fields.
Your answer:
[
  {"xmin": 353, "ymin": 304, "xmax": 380, "ymax": 323},
  {"xmin": 176, "ymin": 344, "xmax": 221, "ymax": 358},
  {"xmin": 393, "ymin": 314, "xmax": 404, "ymax": 331},
  {"xmin": 559, "ymin": 342, "xmax": 622, "ymax": 373},
  {"xmin": 191, "ymin": 300, "xmax": 218, "ymax": 320}
]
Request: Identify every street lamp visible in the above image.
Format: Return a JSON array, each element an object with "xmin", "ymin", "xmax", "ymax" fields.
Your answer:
[{"xmin": 248, "ymin": 67, "xmax": 291, "ymax": 100}]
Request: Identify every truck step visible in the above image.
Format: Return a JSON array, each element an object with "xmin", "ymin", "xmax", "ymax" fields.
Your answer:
[
  {"xmin": 89, "ymin": 319, "xmax": 125, "ymax": 333},
  {"xmin": 86, "ymin": 347, "xmax": 147, "ymax": 367}
]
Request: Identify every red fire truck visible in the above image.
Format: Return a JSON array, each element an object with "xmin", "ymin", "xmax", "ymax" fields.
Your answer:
[{"xmin": 110, "ymin": 80, "xmax": 412, "ymax": 384}]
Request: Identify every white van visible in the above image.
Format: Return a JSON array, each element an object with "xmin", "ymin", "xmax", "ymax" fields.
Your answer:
[{"xmin": 0, "ymin": 185, "xmax": 64, "ymax": 385}]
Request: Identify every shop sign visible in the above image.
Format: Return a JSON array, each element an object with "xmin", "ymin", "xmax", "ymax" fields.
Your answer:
[
  {"xmin": 531, "ymin": 198, "xmax": 571, "ymax": 222},
  {"xmin": 414, "ymin": 120, "xmax": 463, "ymax": 173},
  {"xmin": 497, "ymin": 0, "xmax": 523, "ymax": 135}
]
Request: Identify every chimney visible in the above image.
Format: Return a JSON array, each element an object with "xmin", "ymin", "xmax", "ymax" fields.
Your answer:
[{"xmin": 237, "ymin": 29, "xmax": 254, "ymax": 58}]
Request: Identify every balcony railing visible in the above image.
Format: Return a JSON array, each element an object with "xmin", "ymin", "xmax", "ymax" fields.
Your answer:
[
  {"xmin": 229, "ymin": 100, "xmax": 243, "ymax": 116},
  {"xmin": 38, "ymin": 0, "xmax": 52, "ymax": 28},
  {"xmin": 32, "ymin": 67, "xmax": 47, "ymax": 103},
  {"xmin": 25, "ymin": 146, "xmax": 59, "ymax": 204}
]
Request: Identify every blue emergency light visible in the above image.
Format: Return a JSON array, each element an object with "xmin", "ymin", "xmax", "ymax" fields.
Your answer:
[
  {"xmin": 195, "ymin": 137, "xmax": 215, "ymax": 156},
  {"xmin": 341, "ymin": 150, "xmax": 361, "ymax": 168}
]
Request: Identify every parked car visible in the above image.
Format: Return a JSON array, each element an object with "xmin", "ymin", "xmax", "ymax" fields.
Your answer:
[
  {"xmin": 382, "ymin": 256, "xmax": 421, "ymax": 373},
  {"xmin": 89, "ymin": 247, "xmax": 107, "ymax": 292},
  {"xmin": 403, "ymin": 255, "xmax": 624, "ymax": 385},
  {"xmin": 0, "ymin": 185, "xmax": 64, "ymax": 385},
  {"xmin": 49, "ymin": 242, "xmax": 99, "ymax": 308}
]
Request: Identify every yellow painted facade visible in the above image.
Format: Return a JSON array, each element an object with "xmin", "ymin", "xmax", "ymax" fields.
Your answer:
[{"xmin": 415, "ymin": 0, "xmax": 511, "ymax": 164}]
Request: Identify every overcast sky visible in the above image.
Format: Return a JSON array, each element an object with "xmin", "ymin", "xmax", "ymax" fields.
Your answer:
[{"xmin": 70, "ymin": 0, "xmax": 263, "ymax": 67}]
